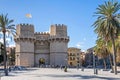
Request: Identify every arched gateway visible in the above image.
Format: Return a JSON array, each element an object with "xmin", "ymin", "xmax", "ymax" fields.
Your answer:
[{"xmin": 39, "ymin": 58, "xmax": 45, "ymax": 65}]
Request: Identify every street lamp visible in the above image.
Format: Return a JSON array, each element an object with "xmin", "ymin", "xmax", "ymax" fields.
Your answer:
[
  {"xmin": 9, "ymin": 56, "xmax": 12, "ymax": 66},
  {"xmin": 16, "ymin": 54, "xmax": 19, "ymax": 66},
  {"xmin": 93, "ymin": 51, "xmax": 98, "ymax": 74},
  {"xmin": 81, "ymin": 54, "xmax": 84, "ymax": 71},
  {"xmin": 79, "ymin": 53, "xmax": 81, "ymax": 69},
  {"xmin": 7, "ymin": 51, "xmax": 9, "ymax": 70}
]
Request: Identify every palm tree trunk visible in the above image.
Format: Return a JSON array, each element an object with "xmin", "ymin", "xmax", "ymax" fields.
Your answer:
[
  {"xmin": 103, "ymin": 58, "xmax": 107, "ymax": 70},
  {"xmin": 3, "ymin": 32, "xmax": 8, "ymax": 76},
  {"xmin": 109, "ymin": 54, "xmax": 114, "ymax": 72},
  {"xmin": 111, "ymin": 37, "xmax": 117, "ymax": 75}
]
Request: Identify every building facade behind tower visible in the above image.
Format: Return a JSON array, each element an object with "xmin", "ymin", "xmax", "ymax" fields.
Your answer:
[{"xmin": 14, "ymin": 24, "xmax": 69, "ymax": 67}]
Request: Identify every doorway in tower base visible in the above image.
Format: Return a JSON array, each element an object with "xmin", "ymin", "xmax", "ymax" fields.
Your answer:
[{"xmin": 39, "ymin": 58, "xmax": 45, "ymax": 67}]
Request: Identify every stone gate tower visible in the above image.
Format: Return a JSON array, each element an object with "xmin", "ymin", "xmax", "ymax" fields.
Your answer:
[
  {"xmin": 49, "ymin": 24, "xmax": 69, "ymax": 66},
  {"xmin": 14, "ymin": 23, "xmax": 69, "ymax": 67},
  {"xmin": 14, "ymin": 24, "xmax": 35, "ymax": 66}
]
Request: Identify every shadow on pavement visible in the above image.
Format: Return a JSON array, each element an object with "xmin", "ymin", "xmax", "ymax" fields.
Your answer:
[
  {"xmin": 35, "ymin": 74, "xmax": 120, "ymax": 80},
  {"xmin": 0, "ymin": 68, "xmax": 39, "ymax": 77}
]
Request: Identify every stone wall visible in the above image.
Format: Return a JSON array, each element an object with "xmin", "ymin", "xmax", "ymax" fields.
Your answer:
[{"xmin": 15, "ymin": 23, "xmax": 69, "ymax": 67}]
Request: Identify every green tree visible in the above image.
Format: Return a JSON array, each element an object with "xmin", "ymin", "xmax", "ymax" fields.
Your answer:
[
  {"xmin": 0, "ymin": 43, "xmax": 4, "ymax": 63},
  {"xmin": 116, "ymin": 35, "xmax": 120, "ymax": 64},
  {"xmin": 93, "ymin": 0, "xmax": 120, "ymax": 74},
  {"xmin": 94, "ymin": 38, "xmax": 109, "ymax": 70},
  {"xmin": 0, "ymin": 14, "xmax": 16, "ymax": 76}
]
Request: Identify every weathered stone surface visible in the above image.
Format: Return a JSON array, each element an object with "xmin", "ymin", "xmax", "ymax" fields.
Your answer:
[{"xmin": 14, "ymin": 24, "xmax": 69, "ymax": 67}]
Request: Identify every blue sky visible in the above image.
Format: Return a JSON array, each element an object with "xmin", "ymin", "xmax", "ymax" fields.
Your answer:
[{"xmin": 0, "ymin": 0, "xmax": 112, "ymax": 51}]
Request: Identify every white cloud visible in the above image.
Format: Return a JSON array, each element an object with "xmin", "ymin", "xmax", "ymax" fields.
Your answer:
[
  {"xmin": 76, "ymin": 42, "xmax": 84, "ymax": 48},
  {"xmin": 76, "ymin": 37, "xmax": 87, "ymax": 48},
  {"xmin": 0, "ymin": 39, "xmax": 3, "ymax": 43},
  {"xmin": 0, "ymin": 38, "xmax": 11, "ymax": 43},
  {"xmin": 0, "ymin": 37, "xmax": 15, "ymax": 47},
  {"xmin": 0, "ymin": 33, "xmax": 15, "ymax": 47},
  {"xmin": 81, "ymin": 50, "xmax": 85, "ymax": 52},
  {"xmin": 76, "ymin": 42, "xmax": 86, "ymax": 52},
  {"xmin": 9, "ymin": 43, "xmax": 15, "ymax": 47}
]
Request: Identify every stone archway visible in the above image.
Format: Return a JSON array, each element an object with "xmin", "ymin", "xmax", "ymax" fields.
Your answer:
[{"xmin": 39, "ymin": 58, "xmax": 45, "ymax": 67}]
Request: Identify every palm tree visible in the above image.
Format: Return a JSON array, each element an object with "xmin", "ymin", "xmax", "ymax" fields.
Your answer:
[
  {"xmin": 94, "ymin": 38, "xmax": 109, "ymax": 70},
  {"xmin": 116, "ymin": 34, "xmax": 120, "ymax": 64},
  {"xmin": 93, "ymin": 1, "xmax": 120, "ymax": 74},
  {"xmin": 0, "ymin": 14, "xmax": 15, "ymax": 76}
]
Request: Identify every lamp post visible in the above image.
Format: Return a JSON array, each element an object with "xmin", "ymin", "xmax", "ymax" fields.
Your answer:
[
  {"xmin": 93, "ymin": 51, "xmax": 98, "ymax": 74},
  {"xmin": 81, "ymin": 54, "xmax": 84, "ymax": 71},
  {"xmin": 6, "ymin": 51, "xmax": 9, "ymax": 70},
  {"xmin": 16, "ymin": 54, "xmax": 19, "ymax": 66},
  {"xmin": 9, "ymin": 56, "xmax": 12, "ymax": 66},
  {"xmin": 79, "ymin": 53, "xmax": 81, "ymax": 69}
]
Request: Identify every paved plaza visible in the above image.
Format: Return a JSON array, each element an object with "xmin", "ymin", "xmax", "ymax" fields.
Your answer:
[{"xmin": 0, "ymin": 68, "xmax": 120, "ymax": 80}]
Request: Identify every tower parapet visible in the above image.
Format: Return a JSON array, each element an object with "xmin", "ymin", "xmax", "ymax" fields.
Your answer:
[
  {"xmin": 35, "ymin": 32, "xmax": 49, "ymax": 35},
  {"xmin": 14, "ymin": 23, "xmax": 35, "ymax": 42},
  {"xmin": 49, "ymin": 24, "xmax": 69, "ymax": 42},
  {"xmin": 16, "ymin": 23, "xmax": 34, "ymax": 37},
  {"xmin": 34, "ymin": 32, "xmax": 50, "ymax": 42},
  {"xmin": 50, "ymin": 24, "xmax": 67, "ymax": 37},
  {"xmin": 48, "ymin": 35, "xmax": 69, "ymax": 42}
]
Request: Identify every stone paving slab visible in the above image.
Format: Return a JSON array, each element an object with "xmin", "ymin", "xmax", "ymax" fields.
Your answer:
[{"xmin": 0, "ymin": 68, "xmax": 120, "ymax": 80}]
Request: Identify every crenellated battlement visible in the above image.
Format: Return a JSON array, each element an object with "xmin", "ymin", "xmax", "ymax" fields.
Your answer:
[
  {"xmin": 50, "ymin": 24, "xmax": 67, "ymax": 37},
  {"xmin": 17, "ymin": 23, "xmax": 34, "ymax": 31},
  {"xmin": 34, "ymin": 32, "xmax": 49, "ymax": 35},
  {"xmin": 16, "ymin": 23, "xmax": 34, "ymax": 38},
  {"xmin": 19, "ymin": 23, "xmax": 34, "ymax": 27},
  {"xmin": 51, "ymin": 24, "xmax": 67, "ymax": 30},
  {"xmin": 54, "ymin": 24, "xmax": 66, "ymax": 27}
]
